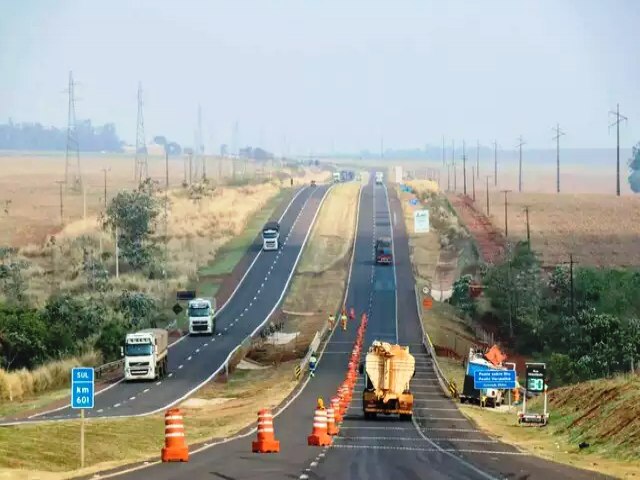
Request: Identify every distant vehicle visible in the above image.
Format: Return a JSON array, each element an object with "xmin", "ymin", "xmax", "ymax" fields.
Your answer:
[
  {"xmin": 361, "ymin": 340, "xmax": 415, "ymax": 420},
  {"xmin": 332, "ymin": 172, "xmax": 341, "ymax": 183},
  {"xmin": 188, "ymin": 298, "xmax": 216, "ymax": 335},
  {"xmin": 375, "ymin": 236, "xmax": 393, "ymax": 264},
  {"xmin": 340, "ymin": 170, "xmax": 354, "ymax": 182},
  {"xmin": 375, "ymin": 172, "xmax": 384, "ymax": 184},
  {"xmin": 262, "ymin": 221, "xmax": 280, "ymax": 251},
  {"xmin": 311, "ymin": 179, "xmax": 316, "ymax": 187},
  {"xmin": 122, "ymin": 329, "xmax": 169, "ymax": 381}
]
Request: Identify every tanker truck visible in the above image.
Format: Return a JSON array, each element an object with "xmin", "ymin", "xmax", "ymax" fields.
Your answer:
[
  {"xmin": 360, "ymin": 340, "xmax": 415, "ymax": 420},
  {"xmin": 122, "ymin": 328, "xmax": 169, "ymax": 381}
]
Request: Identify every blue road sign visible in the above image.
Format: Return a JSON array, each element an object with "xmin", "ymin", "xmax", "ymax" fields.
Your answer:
[
  {"xmin": 409, "ymin": 198, "xmax": 418, "ymax": 206},
  {"xmin": 71, "ymin": 367, "xmax": 95, "ymax": 409},
  {"xmin": 473, "ymin": 369, "xmax": 516, "ymax": 389}
]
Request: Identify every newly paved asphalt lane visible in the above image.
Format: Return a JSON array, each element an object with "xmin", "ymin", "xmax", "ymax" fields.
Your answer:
[
  {"xmin": 22, "ymin": 184, "xmax": 330, "ymax": 422},
  {"xmin": 114, "ymin": 176, "xmax": 611, "ymax": 480}
]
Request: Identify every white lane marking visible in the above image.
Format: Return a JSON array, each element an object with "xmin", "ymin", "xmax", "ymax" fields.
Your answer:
[
  {"xmin": 240, "ymin": 313, "xmax": 244, "ymax": 317},
  {"xmin": 330, "ymin": 445, "xmax": 524, "ymax": 455},
  {"xmin": 129, "ymin": 396, "xmax": 136, "ymax": 401},
  {"xmin": 338, "ymin": 426, "xmax": 413, "ymax": 431},
  {"xmin": 253, "ymin": 296, "xmax": 257, "ymax": 301},
  {"xmin": 204, "ymin": 343, "xmax": 208, "ymax": 347},
  {"xmin": 168, "ymin": 373, "xmax": 173, "ymax": 378},
  {"xmin": 97, "ymin": 409, "xmax": 104, "ymax": 413},
  {"xmin": 114, "ymin": 403, "xmax": 121, "ymax": 408},
  {"xmin": 196, "ymin": 348, "xmax": 200, "ymax": 353},
  {"xmin": 143, "ymin": 389, "xmax": 150, "ymax": 393},
  {"xmin": 178, "ymin": 365, "xmax": 183, "ymax": 369},
  {"xmin": 156, "ymin": 381, "xmax": 162, "ymax": 386},
  {"xmin": 413, "ymin": 407, "xmax": 460, "ymax": 412},
  {"xmin": 335, "ymin": 436, "xmax": 497, "ymax": 444},
  {"xmin": 187, "ymin": 356, "xmax": 192, "ymax": 361}
]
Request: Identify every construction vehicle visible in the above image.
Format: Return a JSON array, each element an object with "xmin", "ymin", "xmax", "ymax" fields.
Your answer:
[
  {"xmin": 360, "ymin": 340, "xmax": 415, "ymax": 420},
  {"xmin": 122, "ymin": 328, "xmax": 169, "ymax": 381},
  {"xmin": 459, "ymin": 345, "xmax": 507, "ymax": 407},
  {"xmin": 262, "ymin": 221, "xmax": 280, "ymax": 251},
  {"xmin": 375, "ymin": 237, "xmax": 393, "ymax": 264},
  {"xmin": 188, "ymin": 298, "xmax": 216, "ymax": 335}
]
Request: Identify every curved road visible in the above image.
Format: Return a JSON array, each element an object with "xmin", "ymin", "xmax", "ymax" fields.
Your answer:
[
  {"xmin": 103, "ymin": 175, "xmax": 610, "ymax": 479},
  {"xmin": 17, "ymin": 183, "xmax": 330, "ymax": 422}
]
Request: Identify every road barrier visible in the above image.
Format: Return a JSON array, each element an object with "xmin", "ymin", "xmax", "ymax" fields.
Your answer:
[
  {"xmin": 252, "ymin": 408, "xmax": 280, "ymax": 453},
  {"xmin": 326, "ymin": 407, "xmax": 338, "ymax": 436},
  {"xmin": 307, "ymin": 400, "xmax": 332, "ymax": 446},
  {"xmin": 94, "ymin": 359, "xmax": 124, "ymax": 379},
  {"xmin": 161, "ymin": 408, "xmax": 189, "ymax": 462}
]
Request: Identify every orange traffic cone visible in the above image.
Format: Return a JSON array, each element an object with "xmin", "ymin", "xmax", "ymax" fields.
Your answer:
[
  {"xmin": 308, "ymin": 398, "xmax": 332, "ymax": 446},
  {"xmin": 331, "ymin": 396, "xmax": 343, "ymax": 423},
  {"xmin": 161, "ymin": 408, "xmax": 189, "ymax": 462},
  {"xmin": 252, "ymin": 408, "xmax": 280, "ymax": 453},
  {"xmin": 326, "ymin": 407, "xmax": 339, "ymax": 435}
]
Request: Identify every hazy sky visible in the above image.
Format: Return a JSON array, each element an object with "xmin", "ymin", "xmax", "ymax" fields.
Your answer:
[{"xmin": 1, "ymin": 0, "xmax": 639, "ymax": 153}]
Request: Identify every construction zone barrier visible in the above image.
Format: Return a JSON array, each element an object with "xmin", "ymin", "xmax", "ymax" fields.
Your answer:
[
  {"xmin": 448, "ymin": 380, "xmax": 459, "ymax": 398},
  {"xmin": 252, "ymin": 408, "xmax": 280, "ymax": 453},
  {"xmin": 331, "ymin": 396, "xmax": 343, "ymax": 423},
  {"xmin": 161, "ymin": 408, "xmax": 189, "ymax": 462},
  {"xmin": 327, "ymin": 407, "xmax": 339, "ymax": 435},
  {"xmin": 308, "ymin": 399, "xmax": 332, "ymax": 446}
]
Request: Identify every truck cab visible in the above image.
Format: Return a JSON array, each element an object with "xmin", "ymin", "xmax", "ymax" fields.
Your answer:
[
  {"xmin": 188, "ymin": 298, "xmax": 216, "ymax": 335},
  {"xmin": 375, "ymin": 237, "xmax": 393, "ymax": 264},
  {"xmin": 122, "ymin": 329, "xmax": 168, "ymax": 381},
  {"xmin": 262, "ymin": 221, "xmax": 280, "ymax": 251},
  {"xmin": 375, "ymin": 171, "xmax": 384, "ymax": 184},
  {"xmin": 332, "ymin": 172, "xmax": 341, "ymax": 183}
]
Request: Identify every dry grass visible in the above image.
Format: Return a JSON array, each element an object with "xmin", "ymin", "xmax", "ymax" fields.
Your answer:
[
  {"xmin": 471, "ymin": 190, "xmax": 640, "ymax": 267},
  {"xmin": 0, "ymin": 352, "xmax": 99, "ymax": 405},
  {"xmin": 0, "ymin": 362, "xmax": 298, "ymax": 478},
  {"xmin": 281, "ymin": 180, "xmax": 361, "ymax": 343}
]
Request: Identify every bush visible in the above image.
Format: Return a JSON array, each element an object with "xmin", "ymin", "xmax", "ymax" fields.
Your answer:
[
  {"xmin": 95, "ymin": 318, "xmax": 128, "ymax": 362},
  {"xmin": 0, "ymin": 303, "xmax": 47, "ymax": 369}
]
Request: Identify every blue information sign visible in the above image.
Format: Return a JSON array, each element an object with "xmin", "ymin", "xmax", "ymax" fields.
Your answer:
[
  {"xmin": 473, "ymin": 369, "xmax": 516, "ymax": 389},
  {"xmin": 71, "ymin": 367, "xmax": 95, "ymax": 409}
]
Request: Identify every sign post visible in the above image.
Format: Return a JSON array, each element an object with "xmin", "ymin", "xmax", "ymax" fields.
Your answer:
[
  {"xmin": 414, "ymin": 210, "xmax": 430, "ymax": 233},
  {"xmin": 473, "ymin": 370, "xmax": 516, "ymax": 390},
  {"xmin": 71, "ymin": 367, "xmax": 95, "ymax": 468}
]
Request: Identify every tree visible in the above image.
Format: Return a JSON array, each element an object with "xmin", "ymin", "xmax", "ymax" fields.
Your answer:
[
  {"xmin": 628, "ymin": 142, "xmax": 640, "ymax": 193},
  {"xmin": 450, "ymin": 274, "xmax": 476, "ymax": 318},
  {"xmin": 117, "ymin": 290, "xmax": 157, "ymax": 328},
  {"xmin": 94, "ymin": 315, "xmax": 128, "ymax": 362},
  {"xmin": 0, "ymin": 303, "xmax": 47, "ymax": 369},
  {"xmin": 104, "ymin": 190, "xmax": 160, "ymax": 269},
  {"xmin": 0, "ymin": 247, "xmax": 29, "ymax": 304}
]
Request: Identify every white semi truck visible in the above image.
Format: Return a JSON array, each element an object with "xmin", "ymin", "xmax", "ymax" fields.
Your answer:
[
  {"xmin": 262, "ymin": 221, "xmax": 280, "ymax": 251},
  {"xmin": 375, "ymin": 171, "xmax": 384, "ymax": 184},
  {"xmin": 188, "ymin": 298, "xmax": 216, "ymax": 335},
  {"xmin": 122, "ymin": 328, "xmax": 169, "ymax": 381}
]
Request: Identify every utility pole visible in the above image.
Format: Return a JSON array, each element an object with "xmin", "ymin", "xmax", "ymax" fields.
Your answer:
[
  {"xmin": 135, "ymin": 82, "xmax": 148, "ymax": 183},
  {"xmin": 493, "ymin": 140, "xmax": 498, "ymax": 187},
  {"xmin": 115, "ymin": 225, "xmax": 119, "ymax": 279},
  {"xmin": 472, "ymin": 166, "xmax": 476, "ymax": 202},
  {"xmin": 82, "ymin": 183, "xmax": 87, "ymax": 220},
  {"xmin": 462, "ymin": 140, "xmax": 467, "ymax": 196},
  {"xmin": 442, "ymin": 136, "xmax": 446, "ymax": 166},
  {"xmin": 552, "ymin": 124, "xmax": 565, "ymax": 193},
  {"xmin": 524, "ymin": 206, "xmax": 531, "ymax": 249},
  {"xmin": 609, "ymin": 103, "xmax": 628, "ymax": 196},
  {"xmin": 63, "ymin": 71, "xmax": 82, "ymax": 191},
  {"xmin": 476, "ymin": 139, "xmax": 480, "ymax": 178},
  {"xmin": 501, "ymin": 189, "xmax": 512, "ymax": 237},
  {"xmin": 447, "ymin": 162, "xmax": 451, "ymax": 191},
  {"xmin": 485, "ymin": 176, "xmax": 492, "ymax": 216},
  {"xmin": 55, "ymin": 180, "xmax": 65, "ymax": 226},
  {"xmin": 516, "ymin": 136, "xmax": 526, "ymax": 193},
  {"xmin": 101, "ymin": 168, "xmax": 109, "ymax": 211},
  {"xmin": 569, "ymin": 253, "xmax": 575, "ymax": 317}
]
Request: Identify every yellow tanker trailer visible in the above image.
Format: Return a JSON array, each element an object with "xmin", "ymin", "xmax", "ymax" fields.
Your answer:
[{"xmin": 360, "ymin": 340, "xmax": 415, "ymax": 420}]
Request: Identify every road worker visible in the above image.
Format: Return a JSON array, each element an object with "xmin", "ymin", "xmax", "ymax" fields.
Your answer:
[
  {"xmin": 341, "ymin": 311, "xmax": 348, "ymax": 331},
  {"xmin": 328, "ymin": 313, "xmax": 335, "ymax": 329},
  {"xmin": 309, "ymin": 353, "xmax": 317, "ymax": 377}
]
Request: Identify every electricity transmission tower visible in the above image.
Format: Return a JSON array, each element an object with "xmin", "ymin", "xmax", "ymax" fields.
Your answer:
[
  {"xmin": 516, "ymin": 135, "xmax": 526, "ymax": 193},
  {"xmin": 63, "ymin": 71, "xmax": 82, "ymax": 191},
  {"xmin": 552, "ymin": 124, "xmax": 565, "ymax": 193},
  {"xmin": 609, "ymin": 103, "xmax": 628, "ymax": 196},
  {"xmin": 197, "ymin": 104, "xmax": 205, "ymax": 180},
  {"xmin": 135, "ymin": 82, "xmax": 148, "ymax": 183}
]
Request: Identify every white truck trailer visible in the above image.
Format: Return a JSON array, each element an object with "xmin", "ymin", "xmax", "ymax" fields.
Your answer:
[
  {"xmin": 262, "ymin": 221, "xmax": 280, "ymax": 251},
  {"xmin": 188, "ymin": 298, "xmax": 216, "ymax": 335},
  {"xmin": 122, "ymin": 328, "xmax": 169, "ymax": 381}
]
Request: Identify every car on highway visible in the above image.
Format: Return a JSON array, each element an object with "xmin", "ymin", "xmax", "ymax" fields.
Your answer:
[{"xmin": 375, "ymin": 236, "xmax": 393, "ymax": 264}]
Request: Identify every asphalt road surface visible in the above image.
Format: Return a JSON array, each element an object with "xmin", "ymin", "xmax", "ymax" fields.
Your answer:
[
  {"xmin": 111, "ymin": 176, "xmax": 611, "ymax": 480},
  {"xmin": 20, "ymin": 183, "xmax": 330, "ymax": 422}
]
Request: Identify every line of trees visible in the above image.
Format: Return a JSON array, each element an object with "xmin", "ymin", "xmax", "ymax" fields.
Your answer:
[
  {"xmin": 451, "ymin": 242, "xmax": 640, "ymax": 386},
  {"xmin": 0, "ymin": 119, "xmax": 123, "ymax": 152}
]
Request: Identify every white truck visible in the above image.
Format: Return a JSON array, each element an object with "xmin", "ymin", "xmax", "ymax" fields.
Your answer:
[
  {"xmin": 122, "ymin": 328, "xmax": 169, "ymax": 381},
  {"xmin": 375, "ymin": 171, "xmax": 384, "ymax": 184},
  {"xmin": 262, "ymin": 221, "xmax": 280, "ymax": 251},
  {"xmin": 188, "ymin": 298, "xmax": 216, "ymax": 335},
  {"xmin": 332, "ymin": 172, "xmax": 341, "ymax": 183}
]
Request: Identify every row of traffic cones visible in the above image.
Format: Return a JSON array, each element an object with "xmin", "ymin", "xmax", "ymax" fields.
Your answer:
[{"xmin": 160, "ymin": 311, "xmax": 368, "ymax": 462}]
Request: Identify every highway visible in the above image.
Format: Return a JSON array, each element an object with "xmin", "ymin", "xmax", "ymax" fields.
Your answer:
[
  {"xmin": 88, "ymin": 175, "xmax": 610, "ymax": 480},
  {"xmin": 16, "ymin": 183, "xmax": 331, "ymax": 422}
]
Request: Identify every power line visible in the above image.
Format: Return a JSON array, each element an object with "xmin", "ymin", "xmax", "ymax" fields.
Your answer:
[
  {"xmin": 135, "ymin": 82, "xmax": 148, "ymax": 184},
  {"xmin": 63, "ymin": 71, "xmax": 82, "ymax": 192},
  {"xmin": 516, "ymin": 135, "xmax": 526, "ymax": 193},
  {"xmin": 609, "ymin": 103, "xmax": 628, "ymax": 196},
  {"xmin": 552, "ymin": 124, "xmax": 565, "ymax": 193}
]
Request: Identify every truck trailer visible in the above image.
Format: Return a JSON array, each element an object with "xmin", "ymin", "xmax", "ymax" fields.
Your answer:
[
  {"xmin": 361, "ymin": 340, "xmax": 415, "ymax": 420},
  {"xmin": 122, "ymin": 328, "xmax": 169, "ymax": 381},
  {"xmin": 262, "ymin": 221, "xmax": 280, "ymax": 250},
  {"xmin": 188, "ymin": 298, "xmax": 216, "ymax": 335}
]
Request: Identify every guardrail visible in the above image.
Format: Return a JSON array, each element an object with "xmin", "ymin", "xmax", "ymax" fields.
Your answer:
[
  {"xmin": 95, "ymin": 359, "xmax": 124, "ymax": 380},
  {"xmin": 414, "ymin": 285, "xmax": 458, "ymax": 398}
]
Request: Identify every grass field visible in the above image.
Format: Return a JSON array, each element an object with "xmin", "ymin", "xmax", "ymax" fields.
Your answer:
[
  {"xmin": 0, "ymin": 177, "xmax": 359, "ymax": 478},
  {"xmin": 470, "ymin": 190, "xmax": 640, "ymax": 267}
]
